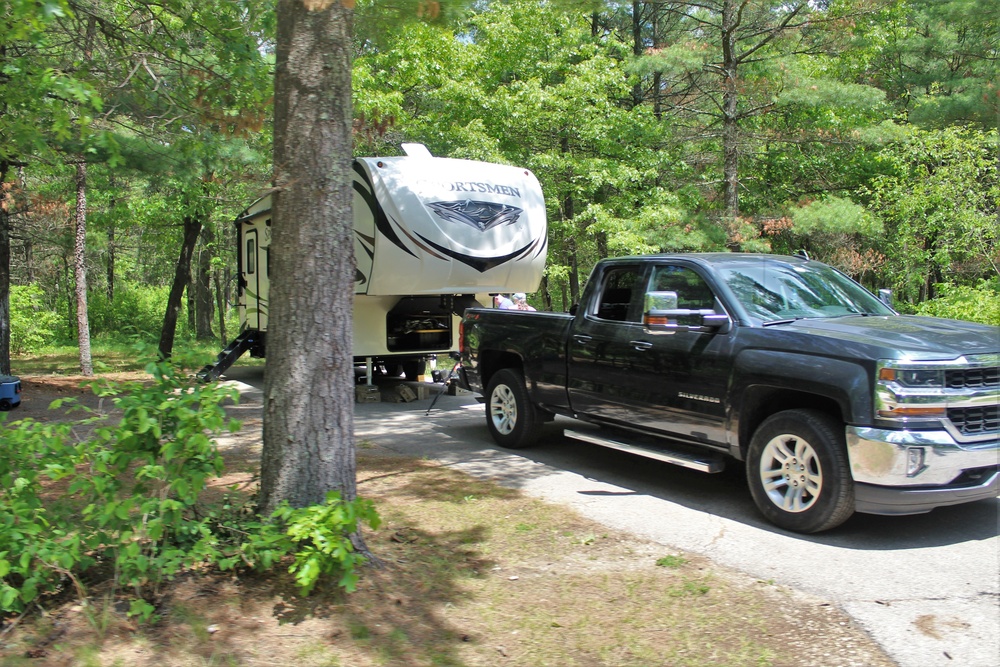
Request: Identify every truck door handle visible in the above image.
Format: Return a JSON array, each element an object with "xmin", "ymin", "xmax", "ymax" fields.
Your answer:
[
  {"xmin": 573, "ymin": 334, "xmax": 593, "ymax": 345},
  {"xmin": 630, "ymin": 340, "xmax": 652, "ymax": 351}
]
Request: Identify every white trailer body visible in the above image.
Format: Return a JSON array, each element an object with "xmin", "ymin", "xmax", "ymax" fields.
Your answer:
[{"xmin": 202, "ymin": 145, "xmax": 547, "ymax": 380}]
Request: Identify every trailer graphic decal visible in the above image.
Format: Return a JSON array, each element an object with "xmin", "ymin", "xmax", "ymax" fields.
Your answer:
[
  {"xmin": 353, "ymin": 171, "xmax": 418, "ymax": 259},
  {"xmin": 415, "ymin": 233, "xmax": 543, "ymax": 273},
  {"xmin": 427, "ymin": 200, "xmax": 522, "ymax": 232}
]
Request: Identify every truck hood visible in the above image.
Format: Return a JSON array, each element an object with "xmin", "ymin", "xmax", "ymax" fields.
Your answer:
[{"xmin": 781, "ymin": 315, "xmax": 1000, "ymax": 360}]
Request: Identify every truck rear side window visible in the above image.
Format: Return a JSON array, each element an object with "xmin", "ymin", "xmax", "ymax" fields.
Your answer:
[{"xmin": 595, "ymin": 267, "xmax": 643, "ymax": 322}]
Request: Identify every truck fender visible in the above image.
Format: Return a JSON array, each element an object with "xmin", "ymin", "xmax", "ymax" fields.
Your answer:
[{"xmin": 728, "ymin": 350, "xmax": 871, "ymax": 458}]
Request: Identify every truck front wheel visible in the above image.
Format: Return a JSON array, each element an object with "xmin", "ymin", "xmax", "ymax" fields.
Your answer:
[
  {"xmin": 485, "ymin": 368, "xmax": 543, "ymax": 449},
  {"xmin": 747, "ymin": 409, "xmax": 855, "ymax": 533}
]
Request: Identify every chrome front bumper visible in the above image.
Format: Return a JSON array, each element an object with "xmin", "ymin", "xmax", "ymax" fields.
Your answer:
[{"xmin": 847, "ymin": 426, "xmax": 999, "ymax": 515}]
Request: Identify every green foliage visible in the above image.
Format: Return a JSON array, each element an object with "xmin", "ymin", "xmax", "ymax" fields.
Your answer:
[
  {"xmin": 275, "ymin": 492, "xmax": 381, "ymax": 595},
  {"xmin": 86, "ymin": 282, "xmax": 173, "ymax": 340},
  {"xmin": 791, "ymin": 196, "xmax": 881, "ymax": 237},
  {"xmin": 0, "ymin": 350, "xmax": 379, "ymax": 619},
  {"xmin": 845, "ymin": 0, "xmax": 999, "ymax": 129},
  {"xmin": 914, "ymin": 281, "xmax": 1000, "ymax": 326},
  {"xmin": 862, "ymin": 126, "xmax": 999, "ymax": 302},
  {"xmin": 9, "ymin": 285, "xmax": 60, "ymax": 355}
]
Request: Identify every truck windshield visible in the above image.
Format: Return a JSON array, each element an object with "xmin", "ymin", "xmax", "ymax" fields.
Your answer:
[{"xmin": 716, "ymin": 261, "xmax": 894, "ymax": 323}]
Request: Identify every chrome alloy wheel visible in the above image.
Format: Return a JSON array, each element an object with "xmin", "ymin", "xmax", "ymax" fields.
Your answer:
[
  {"xmin": 758, "ymin": 434, "xmax": 823, "ymax": 512},
  {"xmin": 489, "ymin": 382, "xmax": 518, "ymax": 436}
]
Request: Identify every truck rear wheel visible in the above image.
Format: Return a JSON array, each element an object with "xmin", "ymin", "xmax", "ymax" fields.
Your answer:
[
  {"xmin": 486, "ymin": 368, "xmax": 543, "ymax": 449},
  {"xmin": 746, "ymin": 409, "xmax": 855, "ymax": 533}
]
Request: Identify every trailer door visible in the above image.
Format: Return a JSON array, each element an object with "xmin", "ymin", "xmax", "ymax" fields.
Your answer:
[{"xmin": 242, "ymin": 228, "xmax": 264, "ymax": 330}]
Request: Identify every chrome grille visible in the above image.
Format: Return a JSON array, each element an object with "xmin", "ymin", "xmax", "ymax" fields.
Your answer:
[
  {"xmin": 946, "ymin": 366, "xmax": 1000, "ymax": 389},
  {"xmin": 948, "ymin": 406, "xmax": 1000, "ymax": 436}
]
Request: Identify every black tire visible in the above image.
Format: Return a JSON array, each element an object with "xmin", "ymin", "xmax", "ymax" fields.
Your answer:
[
  {"xmin": 485, "ymin": 368, "xmax": 543, "ymax": 449},
  {"xmin": 746, "ymin": 409, "xmax": 855, "ymax": 533},
  {"xmin": 0, "ymin": 399, "xmax": 10, "ymax": 411},
  {"xmin": 402, "ymin": 359, "xmax": 424, "ymax": 381},
  {"xmin": 383, "ymin": 363, "xmax": 405, "ymax": 377}
]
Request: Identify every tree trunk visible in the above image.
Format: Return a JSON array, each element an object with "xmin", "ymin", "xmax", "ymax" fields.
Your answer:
[
  {"xmin": 74, "ymin": 163, "xmax": 93, "ymax": 376},
  {"xmin": 720, "ymin": 0, "xmax": 741, "ymax": 221},
  {"xmin": 215, "ymin": 265, "xmax": 227, "ymax": 345},
  {"xmin": 632, "ymin": 1, "xmax": 644, "ymax": 108},
  {"xmin": 195, "ymin": 225, "xmax": 215, "ymax": 340},
  {"xmin": 106, "ymin": 223, "xmax": 115, "ymax": 302},
  {"xmin": 0, "ymin": 162, "xmax": 11, "ymax": 375},
  {"xmin": 157, "ymin": 213, "xmax": 202, "ymax": 359},
  {"xmin": 186, "ymin": 267, "xmax": 196, "ymax": 333},
  {"xmin": 260, "ymin": 0, "xmax": 357, "ymax": 514}
]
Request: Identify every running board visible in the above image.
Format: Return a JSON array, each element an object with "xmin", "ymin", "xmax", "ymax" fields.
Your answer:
[{"xmin": 564, "ymin": 429, "xmax": 725, "ymax": 473}]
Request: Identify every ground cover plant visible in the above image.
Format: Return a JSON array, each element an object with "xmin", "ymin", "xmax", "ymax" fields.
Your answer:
[{"xmin": 0, "ymin": 363, "xmax": 897, "ymax": 666}]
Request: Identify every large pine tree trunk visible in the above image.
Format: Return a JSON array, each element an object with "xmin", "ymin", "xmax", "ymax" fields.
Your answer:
[
  {"xmin": 74, "ymin": 163, "xmax": 93, "ymax": 376},
  {"xmin": 157, "ymin": 214, "xmax": 202, "ymax": 359},
  {"xmin": 260, "ymin": 0, "xmax": 357, "ymax": 514}
]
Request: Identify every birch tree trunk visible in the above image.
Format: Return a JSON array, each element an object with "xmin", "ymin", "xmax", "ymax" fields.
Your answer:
[
  {"xmin": 260, "ymin": 0, "xmax": 357, "ymax": 513},
  {"xmin": 74, "ymin": 162, "xmax": 93, "ymax": 376},
  {"xmin": 0, "ymin": 162, "xmax": 11, "ymax": 375}
]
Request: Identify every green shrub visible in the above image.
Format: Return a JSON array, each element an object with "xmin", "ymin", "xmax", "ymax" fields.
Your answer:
[
  {"xmin": 0, "ymin": 349, "xmax": 379, "ymax": 620},
  {"xmin": 87, "ymin": 282, "xmax": 174, "ymax": 340},
  {"xmin": 915, "ymin": 280, "xmax": 1000, "ymax": 326},
  {"xmin": 9, "ymin": 285, "xmax": 60, "ymax": 355}
]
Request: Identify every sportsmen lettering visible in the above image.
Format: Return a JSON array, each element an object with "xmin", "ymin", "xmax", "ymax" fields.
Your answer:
[{"xmin": 448, "ymin": 182, "xmax": 521, "ymax": 198}]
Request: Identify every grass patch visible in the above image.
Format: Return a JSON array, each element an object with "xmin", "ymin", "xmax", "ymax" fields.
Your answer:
[
  {"xmin": 656, "ymin": 554, "xmax": 689, "ymax": 569},
  {"xmin": 10, "ymin": 340, "xmax": 263, "ymax": 376}
]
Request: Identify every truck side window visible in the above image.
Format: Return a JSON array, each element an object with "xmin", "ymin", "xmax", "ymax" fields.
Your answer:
[
  {"xmin": 594, "ymin": 267, "xmax": 643, "ymax": 322},
  {"xmin": 652, "ymin": 266, "xmax": 715, "ymax": 310}
]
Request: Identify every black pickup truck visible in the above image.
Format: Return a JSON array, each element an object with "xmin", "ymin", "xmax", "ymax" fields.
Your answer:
[{"xmin": 458, "ymin": 253, "xmax": 1000, "ymax": 533}]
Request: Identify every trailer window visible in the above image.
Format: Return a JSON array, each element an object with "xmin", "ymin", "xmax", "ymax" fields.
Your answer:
[{"xmin": 246, "ymin": 239, "xmax": 255, "ymax": 274}]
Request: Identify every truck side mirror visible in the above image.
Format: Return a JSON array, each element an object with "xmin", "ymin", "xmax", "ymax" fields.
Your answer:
[
  {"xmin": 644, "ymin": 291, "xmax": 730, "ymax": 332},
  {"xmin": 645, "ymin": 290, "xmax": 678, "ymax": 312}
]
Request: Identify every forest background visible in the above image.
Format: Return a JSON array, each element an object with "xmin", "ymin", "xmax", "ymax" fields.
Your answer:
[{"xmin": 2, "ymin": 0, "xmax": 998, "ymax": 374}]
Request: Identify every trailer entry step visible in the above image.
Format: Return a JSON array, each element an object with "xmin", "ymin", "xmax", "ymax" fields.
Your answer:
[
  {"xmin": 564, "ymin": 429, "xmax": 725, "ymax": 473},
  {"xmin": 197, "ymin": 330, "xmax": 261, "ymax": 382}
]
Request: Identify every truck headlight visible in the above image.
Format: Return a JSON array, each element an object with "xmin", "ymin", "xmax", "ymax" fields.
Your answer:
[
  {"xmin": 876, "ymin": 360, "xmax": 947, "ymax": 420},
  {"xmin": 877, "ymin": 366, "xmax": 944, "ymax": 388}
]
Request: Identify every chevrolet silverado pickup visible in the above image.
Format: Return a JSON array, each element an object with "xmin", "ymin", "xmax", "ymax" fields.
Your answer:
[{"xmin": 458, "ymin": 253, "xmax": 1000, "ymax": 533}]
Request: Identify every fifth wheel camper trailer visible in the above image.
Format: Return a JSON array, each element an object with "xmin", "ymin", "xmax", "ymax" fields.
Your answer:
[{"xmin": 199, "ymin": 143, "xmax": 547, "ymax": 382}]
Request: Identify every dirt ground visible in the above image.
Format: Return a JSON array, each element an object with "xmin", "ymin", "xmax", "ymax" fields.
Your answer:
[{"xmin": 3, "ymin": 374, "xmax": 145, "ymax": 419}]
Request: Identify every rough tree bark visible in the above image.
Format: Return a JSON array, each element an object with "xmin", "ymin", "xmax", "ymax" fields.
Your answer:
[
  {"xmin": 74, "ymin": 162, "xmax": 93, "ymax": 376},
  {"xmin": 259, "ymin": 0, "xmax": 357, "ymax": 514}
]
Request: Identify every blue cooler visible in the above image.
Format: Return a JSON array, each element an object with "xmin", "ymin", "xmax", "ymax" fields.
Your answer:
[{"xmin": 0, "ymin": 375, "xmax": 21, "ymax": 410}]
